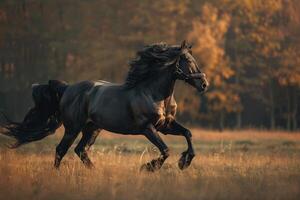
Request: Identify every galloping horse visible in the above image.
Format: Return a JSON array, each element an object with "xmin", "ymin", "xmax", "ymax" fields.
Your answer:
[{"xmin": 0, "ymin": 41, "xmax": 208, "ymax": 171}]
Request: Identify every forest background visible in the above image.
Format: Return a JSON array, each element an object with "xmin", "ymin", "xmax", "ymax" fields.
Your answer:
[{"xmin": 0, "ymin": 0, "xmax": 299, "ymax": 131}]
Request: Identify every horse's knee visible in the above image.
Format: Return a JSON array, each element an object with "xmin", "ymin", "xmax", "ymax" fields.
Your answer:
[{"xmin": 184, "ymin": 130, "xmax": 192, "ymax": 138}]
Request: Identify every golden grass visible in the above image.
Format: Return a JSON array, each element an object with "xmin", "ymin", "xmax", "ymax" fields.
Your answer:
[{"xmin": 0, "ymin": 129, "xmax": 300, "ymax": 200}]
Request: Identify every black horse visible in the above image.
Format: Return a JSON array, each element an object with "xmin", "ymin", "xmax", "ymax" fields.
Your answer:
[{"xmin": 0, "ymin": 41, "xmax": 208, "ymax": 171}]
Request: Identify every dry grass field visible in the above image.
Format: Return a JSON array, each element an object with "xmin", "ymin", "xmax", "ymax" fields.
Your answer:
[{"xmin": 0, "ymin": 128, "xmax": 300, "ymax": 200}]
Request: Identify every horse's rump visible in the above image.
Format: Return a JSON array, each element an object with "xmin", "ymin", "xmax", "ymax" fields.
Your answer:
[{"xmin": 59, "ymin": 81, "xmax": 95, "ymax": 129}]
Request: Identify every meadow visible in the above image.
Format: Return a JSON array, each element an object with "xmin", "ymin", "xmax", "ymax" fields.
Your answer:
[{"xmin": 0, "ymin": 128, "xmax": 299, "ymax": 200}]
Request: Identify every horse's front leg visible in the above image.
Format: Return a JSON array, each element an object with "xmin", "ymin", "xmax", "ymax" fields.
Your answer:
[
  {"xmin": 159, "ymin": 120, "xmax": 195, "ymax": 170},
  {"xmin": 140, "ymin": 124, "xmax": 169, "ymax": 172}
]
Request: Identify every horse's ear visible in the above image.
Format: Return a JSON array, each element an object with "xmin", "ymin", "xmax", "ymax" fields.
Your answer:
[{"xmin": 180, "ymin": 40, "xmax": 187, "ymax": 49}]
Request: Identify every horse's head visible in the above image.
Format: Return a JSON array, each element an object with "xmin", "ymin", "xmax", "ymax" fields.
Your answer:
[{"xmin": 174, "ymin": 40, "xmax": 209, "ymax": 93}]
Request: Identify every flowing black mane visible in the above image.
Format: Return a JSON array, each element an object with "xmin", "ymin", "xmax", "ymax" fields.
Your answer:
[{"xmin": 125, "ymin": 43, "xmax": 181, "ymax": 87}]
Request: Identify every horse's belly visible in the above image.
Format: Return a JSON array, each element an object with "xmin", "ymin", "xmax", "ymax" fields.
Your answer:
[
  {"xmin": 91, "ymin": 113, "xmax": 141, "ymax": 134},
  {"xmin": 88, "ymin": 90, "xmax": 139, "ymax": 133}
]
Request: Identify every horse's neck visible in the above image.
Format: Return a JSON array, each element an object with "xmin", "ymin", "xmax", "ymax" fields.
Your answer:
[{"xmin": 143, "ymin": 69, "xmax": 176, "ymax": 101}]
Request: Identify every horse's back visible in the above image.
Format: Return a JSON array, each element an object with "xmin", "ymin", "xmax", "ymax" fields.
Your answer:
[
  {"xmin": 59, "ymin": 80, "xmax": 125, "ymax": 130},
  {"xmin": 61, "ymin": 81, "xmax": 94, "ymax": 105},
  {"xmin": 86, "ymin": 82, "xmax": 140, "ymax": 132}
]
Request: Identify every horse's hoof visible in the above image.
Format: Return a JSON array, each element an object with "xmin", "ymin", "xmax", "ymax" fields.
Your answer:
[
  {"xmin": 140, "ymin": 159, "xmax": 162, "ymax": 172},
  {"xmin": 140, "ymin": 163, "xmax": 155, "ymax": 172},
  {"xmin": 54, "ymin": 154, "xmax": 62, "ymax": 169},
  {"xmin": 84, "ymin": 162, "xmax": 95, "ymax": 169},
  {"xmin": 178, "ymin": 151, "xmax": 195, "ymax": 170},
  {"xmin": 53, "ymin": 163, "xmax": 60, "ymax": 169}
]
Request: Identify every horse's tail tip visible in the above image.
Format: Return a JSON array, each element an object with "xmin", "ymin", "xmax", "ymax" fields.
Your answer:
[{"xmin": 5, "ymin": 142, "xmax": 20, "ymax": 149}]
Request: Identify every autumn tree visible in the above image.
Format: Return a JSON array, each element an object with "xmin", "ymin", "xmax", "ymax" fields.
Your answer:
[
  {"xmin": 187, "ymin": 4, "xmax": 241, "ymax": 130},
  {"xmin": 276, "ymin": 0, "xmax": 300, "ymax": 130},
  {"xmin": 0, "ymin": 0, "xmax": 298, "ymax": 130}
]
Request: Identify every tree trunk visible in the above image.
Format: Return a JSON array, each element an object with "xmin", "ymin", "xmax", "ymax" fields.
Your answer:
[
  {"xmin": 235, "ymin": 69, "xmax": 242, "ymax": 129},
  {"xmin": 270, "ymin": 80, "xmax": 276, "ymax": 130},
  {"xmin": 292, "ymin": 87, "xmax": 298, "ymax": 131},
  {"xmin": 287, "ymin": 86, "xmax": 291, "ymax": 131},
  {"xmin": 236, "ymin": 112, "xmax": 242, "ymax": 129},
  {"xmin": 219, "ymin": 111, "xmax": 224, "ymax": 132}
]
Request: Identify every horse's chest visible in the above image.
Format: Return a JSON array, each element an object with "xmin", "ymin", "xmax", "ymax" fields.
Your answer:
[
  {"xmin": 131, "ymin": 97, "xmax": 169, "ymax": 126},
  {"xmin": 154, "ymin": 101, "xmax": 167, "ymax": 116}
]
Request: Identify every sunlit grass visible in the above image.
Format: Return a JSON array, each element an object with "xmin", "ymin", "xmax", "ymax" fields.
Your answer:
[{"xmin": 0, "ymin": 129, "xmax": 300, "ymax": 200}]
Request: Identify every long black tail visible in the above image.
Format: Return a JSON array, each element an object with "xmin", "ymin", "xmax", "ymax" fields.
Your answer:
[{"xmin": 0, "ymin": 80, "xmax": 68, "ymax": 148}]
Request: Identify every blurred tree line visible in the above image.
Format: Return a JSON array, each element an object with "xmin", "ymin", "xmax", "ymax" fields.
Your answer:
[{"xmin": 0, "ymin": 0, "xmax": 299, "ymax": 130}]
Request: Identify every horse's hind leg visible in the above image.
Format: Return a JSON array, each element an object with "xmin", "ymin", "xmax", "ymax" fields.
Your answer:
[
  {"xmin": 140, "ymin": 124, "xmax": 169, "ymax": 172},
  {"xmin": 74, "ymin": 123, "xmax": 101, "ymax": 168},
  {"xmin": 86, "ymin": 127, "xmax": 100, "ymax": 151},
  {"xmin": 54, "ymin": 128, "xmax": 80, "ymax": 168}
]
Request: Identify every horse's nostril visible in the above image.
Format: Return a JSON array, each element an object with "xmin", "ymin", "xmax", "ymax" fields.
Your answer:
[{"xmin": 202, "ymin": 83, "xmax": 207, "ymax": 89}]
